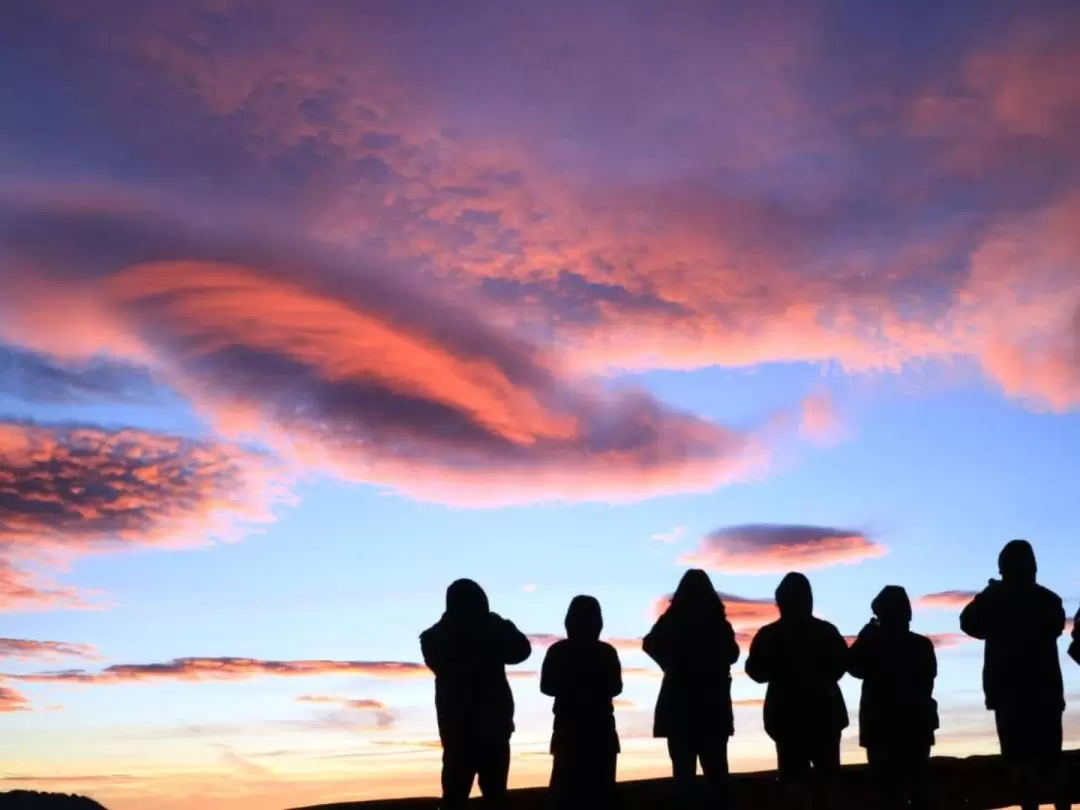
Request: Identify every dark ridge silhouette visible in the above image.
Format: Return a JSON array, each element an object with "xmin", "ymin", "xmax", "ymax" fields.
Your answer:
[
  {"xmin": 540, "ymin": 594, "xmax": 622, "ymax": 808},
  {"xmin": 286, "ymin": 749, "xmax": 1080, "ymax": 809},
  {"xmin": 745, "ymin": 571, "xmax": 848, "ymax": 808},
  {"xmin": 848, "ymin": 585, "xmax": 938, "ymax": 809},
  {"xmin": 642, "ymin": 568, "xmax": 739, "ymax": 808},
  {"xmin": 420, "ymin": 578, "xmax": 531, "ymax": 809},
  {"xmin": 0, "ymin": 792, "xmax": 108, "ymax": 809},
  {"xmin": 960, "ymin": 539, "xmax": 1069, "ymax": 810}
]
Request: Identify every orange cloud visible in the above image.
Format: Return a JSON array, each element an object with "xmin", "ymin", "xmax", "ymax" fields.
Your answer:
[
  {"xmin": 679, "ymin": 525, "xmax": 886, "ymax": 573},
  {"xmin": 916, "ymin": 590, "xmax": 978, "ymax": 610},
  {"xmin": 527, "ymin": 634, "xmax": 641, "ymax": 652},
  {"xmin": 0, "ymin": 204, "xmax": 771, "ymax": 507},
  {"xmin": 928, "ymin": 632, "xmax": 970, "ymax": 650},
  {"xmin": 0, "ymin": 638, "xmax": 97, "ymax": 661},
  {"xmin": 10, "ymin": 657, "xmax": 429, "ymax": 684},
  {"xmin": 733, "ymin": 698, "xmax": 765, "ymax": 709},
  {"xmin": 0, "ymin": 420, "xmax": 281, "ymax": 611}
]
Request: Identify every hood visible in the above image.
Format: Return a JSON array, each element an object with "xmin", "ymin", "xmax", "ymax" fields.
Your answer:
[
  {"xmin": 775, "ymin": 572, "xmax": 813, "ymax": 618},
  {"xmin": 565, "ymin": 594, "xmax": 603, "ymax": 641},
  {"xmin": 668, "ymin": 568, "xmax": 724, "ymax": 617},
  {"xmin": 871, "ymin": 585, "xmax": 912, "ymax": 630},
  {"xmin": 998, "ymin": 539, "xmax": 1037, "ymax": 585},
  {"xmin": 445, "ymin": 578, "xmax": 490, "ymax": 622}
]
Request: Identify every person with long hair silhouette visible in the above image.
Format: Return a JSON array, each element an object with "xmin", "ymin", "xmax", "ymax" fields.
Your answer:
[
  {"xmin": 540, "ymin": 595, "xmax": 623, "ymax": 808},
  {"xmin": 643, "ymin": 568, "xmax": 740, "ymax": 808},
  {"xmin": 848, "ymin": 585, "xmax": 938, "ymax": 809},
  {"xmin": 746, "ymin": 572, "xmax": 848, "ymax": 810},
  {"xmin": 420, "ymin": 578, "xmax": 532, "ymax": 809},
  {"xmin": 960, "ymin": 540, "xmax": 1069, "ymax": 810}
]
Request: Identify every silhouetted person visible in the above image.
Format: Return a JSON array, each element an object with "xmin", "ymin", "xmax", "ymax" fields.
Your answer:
[
  {"xmin": 848, "ymin": 586, "xmax": 938, "ymax": 809},
  {"xmin": 540, "ymin": 595, "xmax": 622, "ymax": 809},
  {"xmin": 959, "ymin": 540, "xmax": 1068, "ymax": 810},
  {"xmin": 746, "ymin": 572, "xmax": 848, "ymax": 809},
  {"xmin": 420, "ymin": 578, "xmax": 532, "ymax": 809},
  {"xmin": 643, "ymin": 569, "xmax": 740, "ymax": 808}
]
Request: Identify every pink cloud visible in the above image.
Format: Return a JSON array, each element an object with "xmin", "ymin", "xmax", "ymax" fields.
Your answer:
[
  {"xmin": 0, "ymin": 204, "xmax": 770, "ymax": 507},
  {"xmin": 528, "ymin": 634, "xmax": 641, "ymax": 652},
  {"xmin": 0, "ymin": 420, "xmax": 282, "ymax": 612},
  {"xmin": 798, "ymin": 390, "xmax": 845, "ymax": 444},
  {"xmin": 296, "ymin": 695, "xmax": 394, "ymax": 729},
  {"xmin": 916, "ymin": 591, "xmax": 978, "ymax": 610},
  {"xmin": 9, "ymin": 657, "xmax": 429, "ymax": 684},
  {"xmin": 928, "ymin": 633, "xmax": 970, "ymax": 650},
  {"xmin": 0, "ymin": 638, "xmax": 97, "ymax": 661},
  {"xmin": 0, "ymin": 684, "xmax": 30, "ymax": 713},
  {"xmin": 679, "ymin": 525, "xmax": 887, "ymax": 573}
]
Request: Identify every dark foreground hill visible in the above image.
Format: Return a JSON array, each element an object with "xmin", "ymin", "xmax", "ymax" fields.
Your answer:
[
  {"xmin": 0, "ymin": 793, "xmax": 107, "ymax": 810},
  {"xmin": 293, "ymin": 749, "xmax": 1080, "ymax": 810}
]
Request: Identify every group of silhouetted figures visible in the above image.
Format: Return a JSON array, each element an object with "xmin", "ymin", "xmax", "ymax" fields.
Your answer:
[{"xmin": 420, "ymin": 540, "xmax": 1080, "ymax": 809}]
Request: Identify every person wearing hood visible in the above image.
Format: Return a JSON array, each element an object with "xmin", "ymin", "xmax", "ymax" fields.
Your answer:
[
  {"xmin": 420, "ymin": 578, "xmax": 532, "ymax": 809},
  {"xmin": 643, "ymin": 569, "xmax": 740, "ymax": 808},
  {"xmin": 959, "ymin": 540, "xmax": 1068, "ymax": 810},
  {"xmin": 540, "ymin": 595, "xmax": 623, "ymax": 808},
  {"xmin": 745, "ymin": 572, "xmax": 849, "ymax": 809},
  {"xmin": 848, "ymin": 585, "xmax": 938, "ymax": 809}
]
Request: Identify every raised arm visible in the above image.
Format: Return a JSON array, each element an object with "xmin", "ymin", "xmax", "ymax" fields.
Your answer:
[
  {"xmin": 420, "ymin": 627, "xmax": 449, "ymax": 677},
  {"xmin": 959, "ymin": 588, "xmax": 993, "ymax": 640},
  {"xmin": 1070, "ymin": 609, "xmax": 1080, "ymax": 666},
  {"xmin": 744, "ymin": 626, "xmax": 774, "ymax": 684},
  {"xmin": 823, "ymin": 622, "xmax": 850, "ymax": 683},
  {"xmin": 497, "ymin": 616, "xmax": 532, "ymax": 665},
  {"xmin": 846, "ymin": 623, "xmax": 875, "ymax": 680}
]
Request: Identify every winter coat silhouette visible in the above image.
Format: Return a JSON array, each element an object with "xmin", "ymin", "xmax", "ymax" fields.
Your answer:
[
  {"xmin": 643, "ymin": 568, "xmax": 740, "ymax": 806},
  {"xmin": 745, "ymin": 572, "xmax": 848, "ymax": 782},
  {"xmin": 849, "ymin": 585, "xmax": 937, "ymax": 809},
  {"xmin": 420, "ymin": 578, "xmax": 531, "ymax": 808},
  {"xmin": 960, "ymin": 540, "xmax": 1068, "ymax": 810},
  {"xmin": 540, "ymin": 595, "xmax": 622, "ymax": 807}
]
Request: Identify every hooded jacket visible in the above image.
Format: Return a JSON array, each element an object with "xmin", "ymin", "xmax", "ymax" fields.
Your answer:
[
  {"xmin": 848, "ymin": 586, "xmax": 938, "ymax": 750},
  {"xmin": 642, "ymin": 569, "xmax": 740, "ymax": 739},
  {"xmin": 540, "ymin": 595, "xmax": 622, "ymax": 754},
  {"xmin": 959, "ymin": 541, "xmax": 1065, "ymax": 712},
  {"xmin": 420, "ymin": 579, "xmax": 532, "ymax": 744},
  {"xmin": 745, "ymin": 573, "xmax": 849, "ymax": 741}
]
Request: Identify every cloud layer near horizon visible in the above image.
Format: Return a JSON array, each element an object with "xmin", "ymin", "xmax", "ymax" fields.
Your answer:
[
  {"xmin": 679, "ymin": 524, "xmax": 887, "ymax": 574},
  {"xmin": 8, "ymin": 657, "xmax": 429, "ymax": 685}
]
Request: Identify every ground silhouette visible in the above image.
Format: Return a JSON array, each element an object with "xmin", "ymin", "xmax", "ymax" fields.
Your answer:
[
  {"xmin": 289, "ymin": 749, "xmax": 1080, "ymax": 809},
  {"xmin": 0, "ymin": 792, "xmax": 108, "ymax": 809}
]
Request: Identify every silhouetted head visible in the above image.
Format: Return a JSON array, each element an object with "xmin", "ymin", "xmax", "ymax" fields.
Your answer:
[
  {"xmin": 445, "ymin": 578, "xmax": 489, "ymax": 621},
  {"xmin": 775, "ymin": 572, "xmax": 813, "ymax": 618},
  {"xmin": 668, "ymin": 568, "xmax": 726, "ymax": 620},
  {"xmin": 998, "ymin": 539, "xmax": 1037, "ymax": 585},
  {"xmin": 871, "ymin": 585, "xmax": 912, "ymax": 630},
  {"xmin": 565, "ymin": 595, "xmax": 603, "ymax": 641}
]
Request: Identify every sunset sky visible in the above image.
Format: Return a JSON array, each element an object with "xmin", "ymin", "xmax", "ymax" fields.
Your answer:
[{"xmin": 1, "ymin": 2, "xmax": 1079, "ymax": 808}]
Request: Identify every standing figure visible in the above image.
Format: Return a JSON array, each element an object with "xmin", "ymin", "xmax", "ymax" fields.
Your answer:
[
  {"xmin": 745, "ymin": 572, "xmax": 849, "ymax": 809},
  {"xmin": 643, "ymin": 568, "xmax": 740, "ymax": 808},
  {"xmin": 420, "ymin": 578, "xmax": 532, "ymax": 809},
  {"xmin": 959, "ymin": 540, "xmax": 1068, "ymax": 810},
  {"xmin": 540, "ymin": 595, "xmax": 623, "ymax": 809},
  {"xmin": 848, "ymin": 585, "xmax": 938, "ymax": 809}
]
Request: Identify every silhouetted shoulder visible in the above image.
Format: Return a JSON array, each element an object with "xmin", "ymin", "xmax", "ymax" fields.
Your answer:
[
  {"xmin": 744, "ymin": 620, "xmax": 781, "ymax": 684},
  {"xmin": 1070, "ymin": 610, "xmax": 1080, "ymax": 665}
]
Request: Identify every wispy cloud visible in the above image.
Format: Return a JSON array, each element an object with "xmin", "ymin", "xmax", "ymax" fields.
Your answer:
[
  {"xmin": 916, "ymin": 590, "xmax": 978, "ymax": 610},
  {"xmin": 650, "ymin": 526, "xmax": 686, "ymax": 544},
  {"xmin": 296, "ymin": 696, "xmax": 395, "ymax": 729},
  {"xmin": 8, "ymin": 657, "xmax": 429, "ymax": 684},
  {"xmin": 679, "ymin": 524, "xmax": 886, "ymax": 573},
  {"xmin": 0, "ymin": 638, "xmax": 97, "ymax": 661}
]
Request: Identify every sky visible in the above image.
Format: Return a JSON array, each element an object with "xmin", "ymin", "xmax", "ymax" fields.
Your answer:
[{"xmin": 0, "ymin": 1, "xmax": 1079, "ymax": 808}]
